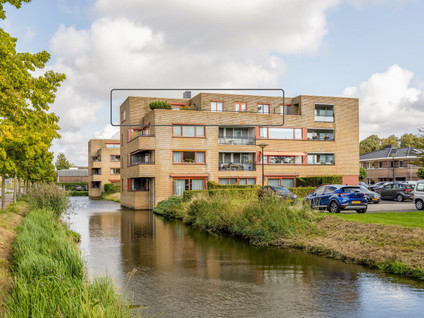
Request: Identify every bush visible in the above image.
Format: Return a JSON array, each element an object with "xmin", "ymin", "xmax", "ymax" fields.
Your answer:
[
  {"xmin": 296, "ymin": 176, "xmax": 343, "ymax": 187},
  {"xmin": 207, "ymin": 181, "xmax": 260, "ymax": 189},
  {"xmin": 417, "ymin": 167, "xmax": 424, "ymax": 179},
  {"xmin": 153, "ymin": 196, "xmax": 185, "ymax": 218},
  {"xmin": 104, "ymin": 183, "xmax": 120, "ymax": 194},
  {"xmin": 69, "ymin": 191, "xmax": 88, "ymax": 196},
  {"xmin": 29, "ymin": 183, "xmax": 69, "ymax": 218},
  {"xmin": 149, "ymin": 101, "xmax": 172, "ymax": 110},
  {"xmin": 288, "ymin": 187, "xmax": 316, "ymax": 198}
]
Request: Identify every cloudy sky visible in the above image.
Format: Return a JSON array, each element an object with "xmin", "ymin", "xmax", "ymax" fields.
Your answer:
[{"xmin": 2, "ymin": 0, "xmax": 424, "ymax": 165}]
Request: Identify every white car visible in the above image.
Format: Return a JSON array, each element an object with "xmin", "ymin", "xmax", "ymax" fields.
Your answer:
[{"xmin": 413, "ymin": 180, "xmax": 424, "ymax": 210}]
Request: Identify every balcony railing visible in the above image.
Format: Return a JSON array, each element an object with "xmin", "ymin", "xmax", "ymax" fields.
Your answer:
[
  {"xmin": 218, "ymin": 163, "xmax": 256, "ymax": 171},
  {"xmin": 218, "ymin": 137, "xmax": 256, "ymax": 145}
]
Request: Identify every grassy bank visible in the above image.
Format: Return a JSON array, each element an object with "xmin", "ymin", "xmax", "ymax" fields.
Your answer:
[
  {"xmin": 103, "ymin": 192, "xmax": 121, "ymax": 203},
  {"xmin": 4, "ymin": 184, "xmax": 135, "ymax": 317},
  {"xmin": 154, "ymin": 193, "xmax": 424, "ymax": 280}
]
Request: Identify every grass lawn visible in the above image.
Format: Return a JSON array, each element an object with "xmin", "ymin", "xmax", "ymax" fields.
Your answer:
[{"xmin": 333, "ymin": 211, "xmax": 424, "ymax": 229}]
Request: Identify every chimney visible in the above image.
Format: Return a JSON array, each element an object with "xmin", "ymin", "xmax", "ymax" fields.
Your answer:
[{"xmin": 183, "ymin": 91, "xmax": 191, "ymax": 99}]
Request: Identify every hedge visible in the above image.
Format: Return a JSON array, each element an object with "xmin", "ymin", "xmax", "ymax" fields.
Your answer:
[
  {"xmin": 69, "ymin": 191, "xmax": 89, "ymax": 196},
  {"xmin": 207, "ymin": 181, "xmax": 261, "ymax": 190},
  {"xmin": 288, "ymin": 187, "xmax": 315, "ymax": 198},
  {"xmin": 295, "ymin": 176, "xmax": 343, "ymax": 187},
  {"xmin": 57, "ymin": 182, "xmax": 88, "ymax": 190},
  {"xmin": 104, "ymin": 183, "xmax": 120, "ymax": 194},
  {"xmin": 183, "ymin": 188, "xmax": 259, "ymax": 201},
  {"xmin": 149, "ymin": 101, "xmax": 172, "ymax": 110}
]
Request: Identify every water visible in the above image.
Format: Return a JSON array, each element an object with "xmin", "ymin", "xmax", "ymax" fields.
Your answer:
[{"xmin": 64, "ymin": 197, "xmax": 424, "ymax": 317}]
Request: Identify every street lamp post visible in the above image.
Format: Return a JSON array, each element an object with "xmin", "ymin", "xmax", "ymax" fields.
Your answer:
[{"xmin": 258, "ymin": 143, "xmax": 268, "ymax": 187}]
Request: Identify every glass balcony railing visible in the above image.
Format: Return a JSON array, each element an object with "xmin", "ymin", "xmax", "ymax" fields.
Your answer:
[
  {"xmin": 218, "ymin": 137, "xmax": 255, "ymax": 145},
  {"xmin": 218, "ymin": 163, "xmax": 256, "ymax": 171}
]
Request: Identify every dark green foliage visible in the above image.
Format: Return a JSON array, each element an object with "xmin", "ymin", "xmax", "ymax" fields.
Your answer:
[
  {"xmin": 69, "ymin": 191, "xmax": 88, "ymax": 196},
  {"xmin": 56, "ymin": 182, "xmax": 88, "ymax": 190},
  {"xmin": 417, "ymin": 167, "xmax": 424, "ymax": 179},
  {"xmin": 207, "ymin": 181, "xmax": 260, "ymax": 189},
  {"xmin": 104, "ymin": 183, "xmax": 120, "ymax": 194},
  {"xmin": 296, "ymin": 175, "xmax": 343, "ymax": 187},
  {"xmin": 153, "ymin": 196, "xmax": 184, "ymax": 217},
  {"xmin": 183, "ymin": 190, "xmax": 208, "ymax": 201},
  {"xmin": 28, "ymin": 183, "xmax": 68, "ymax": 218},
  {"xmin": 149, "ymin": 101, "xmax": 172, "ymax": 110},
  {"xmin": 55, "ymin": 153, "xmax": 70, "ymax": 170},
  {"xmin": 360, "ymin": 167, "xmax": 367, "ymax": 181}
]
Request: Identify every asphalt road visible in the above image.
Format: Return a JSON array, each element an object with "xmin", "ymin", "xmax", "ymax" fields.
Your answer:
[{"xmin": 343, "ymin": 199, "xmax": 417, "ymax": 214}]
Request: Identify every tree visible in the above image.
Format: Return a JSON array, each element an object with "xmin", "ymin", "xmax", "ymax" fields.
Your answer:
[
  {"xmin": 55, "ymin": 153, "xmax": 71, "ymax": 170},
  {"xmin": 417, "ymin": 167, "xmax": 424, "ymax": 179},
  {"xmin": 359, "ymin": 167, "xmax": 367, "ymax": 181},
  {"xmin": 381, "ymin": 135, "xmax": 400, "ymax": 148},
  {"xmin": 360, "ymin": 135, "xmax": 382, "ymax": 155},
  {"xmin": 414, "ymin": 126, "xmax": 424, "ymax": 167},
  {"xmin": 400, "ymin": 133, "xmax": 421, "ymax": 148}
]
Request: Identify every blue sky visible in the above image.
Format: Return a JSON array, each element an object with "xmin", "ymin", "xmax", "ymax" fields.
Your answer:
[{"xmin": 2, "ymin": 0, "xmax": 424, "ymax": 165}]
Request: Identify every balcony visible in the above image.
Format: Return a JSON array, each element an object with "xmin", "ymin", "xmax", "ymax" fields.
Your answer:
[
  {"xmin": 218, "ymin": 152, "xmax": 256, "ymax": 171},
  {"xmin": 218, "ymin": 136, "xmax": 255, "ymax": 145},
  {"xmin": 130, "ymin": 150, "xmax": 155, "ymax": 166},
  {"xmin": 307, "ymin": 129, "xmax": 334, "ymax": 141},
  {"xmin": 219, "ymin": 163, "xmax": 256, "ymax": 171}
]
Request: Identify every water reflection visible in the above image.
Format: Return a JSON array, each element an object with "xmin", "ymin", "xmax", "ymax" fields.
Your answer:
[{"xmin": 65, "ymin": 197, "xmax": 424, "ymax": 318}]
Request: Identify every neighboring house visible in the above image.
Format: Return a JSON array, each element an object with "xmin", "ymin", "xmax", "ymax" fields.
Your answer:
[
  {"xmin": 57, "ymin": 167, "xmax": 89, "ymax": 183},
  {"xmin": 360, "ymin": 145, "xmax": 420, "ymax": 184},
  {"xmin": 120, "ymin": 92, "xmax": 360, "ymax": 209},
  {"xmin": 88, "ymin": 139, "xmax": 121, "ymax": 197}
]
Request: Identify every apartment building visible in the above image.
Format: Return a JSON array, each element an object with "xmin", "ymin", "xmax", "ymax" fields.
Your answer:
[
  {"xmin": 120, "ymin": 92, "xmax": 359, "ymax": 209},
  {"xmin": 88, "ymin": 139, "xmax": 121, "ymax": 197},
  {"xmin": 360, "ymin": 145, "xmax": 419, "ymax": 184}
]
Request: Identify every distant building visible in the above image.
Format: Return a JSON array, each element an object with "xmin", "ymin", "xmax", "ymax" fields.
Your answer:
[
  {"xmin": 88, "ymin": 139, "xmax": 121, "ymax": 197},
  {"xmin": 57, "ymin": 167, "xmax": 89, "ymax": 183},
  {"xmin": 360, "ymin": 145, "xmax": 420, "ymax": 184}
]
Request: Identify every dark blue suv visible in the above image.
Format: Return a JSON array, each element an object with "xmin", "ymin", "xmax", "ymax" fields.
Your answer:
[{"xmin": 304, "ymin": 185, "xmax": 368, "ymax": 213}]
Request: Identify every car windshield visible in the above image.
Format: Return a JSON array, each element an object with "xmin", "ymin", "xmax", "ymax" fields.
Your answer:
[
  {"xmin": 341, "ymin": 187, "xmax": 361, "ymax": 193},
  {"xmin": 270, "ymin": 186, "xmax": 290, "ymax": 193}
]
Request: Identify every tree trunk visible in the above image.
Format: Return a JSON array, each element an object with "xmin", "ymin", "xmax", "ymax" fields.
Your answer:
[
  {"xmin": 18, "ymin": 178, "xmax": 21, "ymax": 197},
  {"xmin": 13, "ymin": 174, "xmax": 17, "ymax": 203},
  {"xmin": 1, "ymin": 175, "xmax": 5, "ymax": 210}
]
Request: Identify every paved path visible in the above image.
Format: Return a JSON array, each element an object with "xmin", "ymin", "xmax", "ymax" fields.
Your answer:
[{"xmin": 340, "ymin": 200, "xmax": 417, "ymax": 214}]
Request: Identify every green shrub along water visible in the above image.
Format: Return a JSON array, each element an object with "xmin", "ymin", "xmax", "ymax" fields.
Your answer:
[
  {"xmin": 5, "ymin": 185, "xmax": 135, "ymax": 317},
  {"xmin": 154, "ymin": 193, "xmax": 319, "ymax": 246},
  {"xmin": 28, "ymin": 184, "xmax": 69, "ymax": 218},
  {"xmin": 104, "ymin": 183, "xmax": 120, "ymax": 194}
]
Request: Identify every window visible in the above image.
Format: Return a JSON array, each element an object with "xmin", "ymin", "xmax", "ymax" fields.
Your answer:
[
  {"xmin": 129, "ymin": 178, "xmax": 149, "ymax": 191},
  {"xmin": 91, "ymin": 181, "xmax": 100, "ymax": 188},
  {"xmin": 92, "ymin": 156, "xmax": 101, "ymax": 162},
  {"xmin": 110, "ymin": 168, "xmax": 120, "ymax": 175},
  {"xmin": 379, "ymin": 162, "xmax": 383, "ymax": 168},
  {"xmin": 130, "ymin": 150, "xmax": 154, "ymax": 165},
  {"xmin": 219, "ymin": 177, "xmax": 256, "ymax": 185},
  {"xmin": 391, "ymin": 161, "xmax": 394, "ymax": 168},
  {"xmin": 173, "ymin": 151, "xmax": 206, "ymax": 164},
  {"xmin": 211, "ymin": 101, "xmax": 223, "ymax": 112},
  {"xmin": 235, "ymin": 102, "xmax": 246, "ymax": 112},
  {"xmin": 267, "ymin": 178, "xmax": 294, "ymax": 188},
  {"xmin": 110, "ymin": 155, "xmax": 120, "ymax": 161},
  {"xmin": 307, "ymin": 153, "xmax": 335, "ymax": 165},
  {"xmin": 258, "ymin": 104, "xmax": 269, "ymax": 114},
  {"xmin": 307, "ymin": 129, "xmax": 334, "ymax": 141},
  {"xmin": 173, "ymin": 125, "xmax": 205, "ymax": 137},
  {"xmin": 399, "ymin": 161, "xmax": 404, "ymax": 168},
  {"xmin": 416, "ymin": 182, "xmax": 424, "ymax": 192},
  {"xmin": 106, "ymin": 144, "xmax": 120, "ymax": 148},
  {"xmin": 260, "ymin": 127, "xmax": 303, "ymax": 140},
  {"xmin": 315, "ymin": 104, "xmax": 334, "ymax": 122},
  {"xmin": 266, "ymin": 156, "xmax": 296, "ymax": 164},
  {"xmin": 121, "ymin": 110, "xmax": 126, "ymax": 122},
  {"xmin": 174, "ymin": 178, "xmax": 205, "ymax": 195}
]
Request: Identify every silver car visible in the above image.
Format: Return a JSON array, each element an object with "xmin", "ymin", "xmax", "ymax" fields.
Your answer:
[{"xmin": 413, "ymin": 180, "xmax": 424, "ymax": 210}]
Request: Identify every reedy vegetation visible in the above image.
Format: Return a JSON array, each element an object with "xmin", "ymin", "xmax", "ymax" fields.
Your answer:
[{"xmin": 5, "ymin": 184, "xmax": 134, "ymax": 317}]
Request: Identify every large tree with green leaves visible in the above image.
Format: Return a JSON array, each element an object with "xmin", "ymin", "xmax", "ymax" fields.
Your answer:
[
  {"xmin": 381, "ymin": 134, "xmax": 400, "ymax": 148},
  {"xmin": 360, "ymin": 134, "xmax": 382, "ymax": 155},
  {"xmin": 0, "ymin": 0, "xmax": 65, "ymax": 207},
  {"xmin": 400, "ymin": 133, "xmax": 421, "ymax": 148},
  {"xmin": 55, "ymin": 153, "xmax": 71, "ymax": 171}
]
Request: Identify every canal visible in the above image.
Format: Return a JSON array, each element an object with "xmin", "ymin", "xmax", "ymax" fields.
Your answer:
[{"xmin": 64, "ymin": 197, "xmax": 424, "ymax": 317}]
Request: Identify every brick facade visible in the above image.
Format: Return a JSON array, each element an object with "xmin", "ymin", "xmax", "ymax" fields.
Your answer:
[
  {"xmin": 120, "ymin": 93, "xmax": 360, "ymax": 209},
  {"xmin": 88, "ymin": 139, "xmax": 121, "ymax": 197}
]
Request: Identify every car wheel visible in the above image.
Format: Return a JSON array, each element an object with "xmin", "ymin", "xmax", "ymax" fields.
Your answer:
[
  {"xmin": 416, "ymin": 200, "xmax": 424, "ymax": 210},
  {"xmin": 328, "ymin": 201, "xmax": 340, "ymax": 213},
  {"xmin": 356, "ymin": 208, "xmax": 367, "ymax": 214},
  {"xmin": 396, "ymin": 194, "xmax": 403, "ymax": 202}
]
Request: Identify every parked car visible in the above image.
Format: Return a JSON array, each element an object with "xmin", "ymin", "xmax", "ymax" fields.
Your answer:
[
  {"xmin": 413, "ymin": 180, "xmax": 424, "ymax": 210},
  {"xmin": 74, "ymin": 185, "xmax": 83, "ymax": 191},
  {"xmin": 376, "ymin": 182, "xmax": 414, "ymax": 202},
  {"xmin": 359, "ymin": 181, "xmax": 370, "ymax": 189},
  {"xmin": 258, "ymin": 186, "xmax": 297, "ymax": 203},
  {"xmin": 369, "ymin": 181, "xmax": 388, "ymax": 191},
  {"xmin": 304, "ymin": 184, "xmax": 368, "ymax": 213},
  {"xmin": 359, "ymin": 186, "xmax": 381, "ymax": 204}
]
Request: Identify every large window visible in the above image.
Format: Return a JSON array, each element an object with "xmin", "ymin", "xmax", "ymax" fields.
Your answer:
[
  {"xmin": 315, "ymin": 104, "xmax": 334, "ymax": 122},
  {"xmin": 173, "ymin": 151, "xmax": 205, "ymax": 164},
  {"xmin": 267, "ymin": 178, "xmax": 294, "ymax": 188},
  {"xmin": 234, "ymin": 102, "xmax": 246, "ymax": 112},
  {"xmin": 128, "ymin": 178, "xmax": 149, "ymax": 191},
  {"xmin": 263, "ymin": 156, "xmax": 302, "ymax": 164},
  {"xmin": 211, "ymin": 101, "xmax": 223, "ymax": 112},
  {"xmin": 219, "ymin": 152, "xmax": 255, "ymax": 171},
  {"xmin": 106, "ymin": 143, "xmax": 120, "ymax": 148},
  {"xmin": 258, "ymin": 104, "xmax": 270, "ymax": 114},
  {"xmin": 307, "ymin": 153, "xmax": 335, "ymax": 165},
  {"xmin": 260, "ymin": 127, "xmax": 302, "ymax": 140},
  {"xmin": 174, "ymin": 178, "xmax": 205, "ymax": 196},
  {"xmin": 219, "ymin": 177, "xmax": 256, "ymax": 185},
  {"xmin": 129, "ymin": 150, "xmax": 154, "ymax": 165},
  {"xmin": 307, "ymin": 129, "xmax": 334, "ymax": 141},
  {"xmin": 110, "ymin": 168, "xmax": 120, "ymax": 175},
  {"xmin": 173, "ymin": 125, "xmax": 205, "ymax": 137},
  {"xmin": 110, "ymin": 155, "xmax": 120, "ymax": 161}
]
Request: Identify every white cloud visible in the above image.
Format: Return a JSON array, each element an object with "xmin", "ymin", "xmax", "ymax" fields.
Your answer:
[
  {"xmin": 342, "ymin": 65, "xmax": 424, "ymax": 139},
  {"xmin": 94, "ymin": 124, "xmax": 120, "ymax": 139}
]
